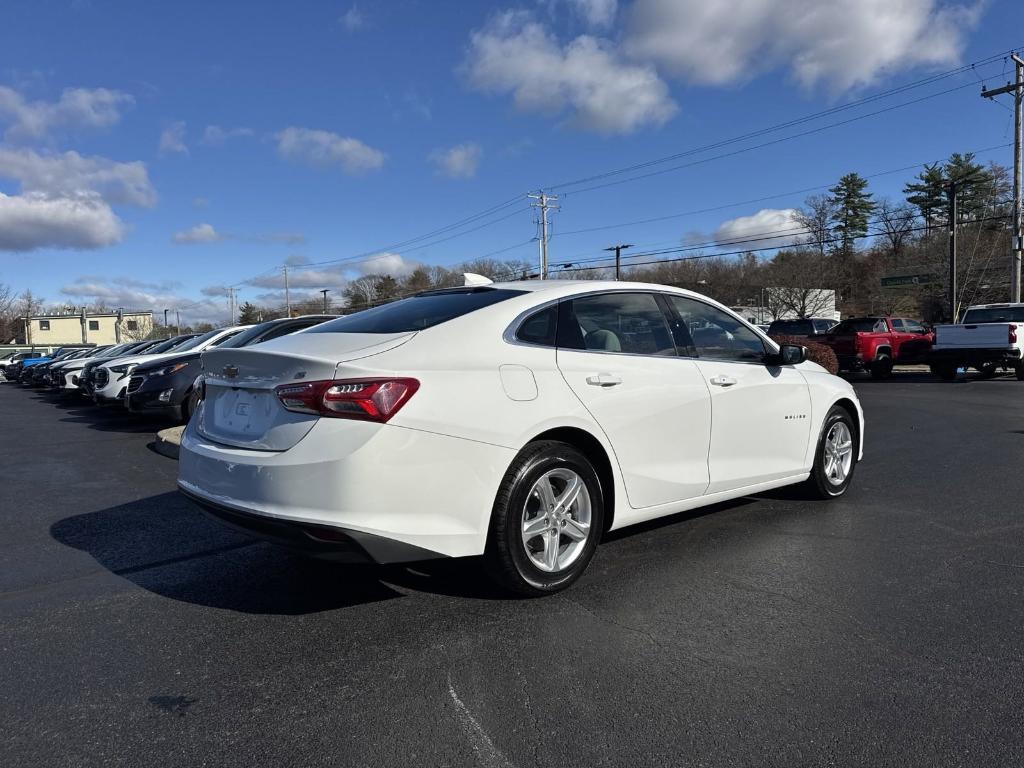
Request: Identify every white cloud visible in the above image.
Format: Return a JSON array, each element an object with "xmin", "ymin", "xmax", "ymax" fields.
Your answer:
[
  {"xmin": 172, "ymin": 223, "xmax": 222, "ymax": 244},
  {"xmin": 0, "ymin": 147, "xmax": 156, "ymax": 207},
  {"xmin": 339, "ymin": 5, "xmax": 364, "ymax": 31},
  {"xmin": 713, "ymin": 208, "xmax": 803, "ymax": 250},
  {"xmin": 61, "ymin": 276, "xmax": 226, "ymax": 325},
  {"xmin": 159, "ymin": 121, "xmax": 188, "ymax": 155},
  {"xmin": 0, "ymin": 85, "xmax": 133, "ymax": 140},
  {"xmin": 192, "ymin": 196, "xmax": 209, "ymax": 208},
  {"xmin": 624, "ymin": 0, "xmax": 981, "ymax": 93},
  {"xmin": 248, "ymin": 265, "xmax": 350, "ymax": 290},
  {"xmin": 429, "ymin": 143, "xmax": 482, "ymax": 178},
  {"xmin": 357, "ymin": 252, "xmax": 417, "ymax": 277},
  {"xmin": 170, "ymin": 223, "xmax": 305, "ymax": 245},
  {"xmin": 568, "ymin": 0, "xmax": 617, "ymax": 27},
  {"xmin": 201, "ymin": 124, "xmax": 254, "ymax": 145},
  {"xmin": 0, "ymin": 192, "xmax": 123, "ymax": 252},
  {"xmin": 464, "ymin": 11, "xmax": 676, "ymax": 134},
  {"xmin": 276, "ymin": 127, "xmax": 385, "ymax": 173}
]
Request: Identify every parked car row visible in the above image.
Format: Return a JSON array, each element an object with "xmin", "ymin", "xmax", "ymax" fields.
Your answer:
[
  {"xmin": 768, "ymin": 307, "xmax": 1024, "ymax": 381},
  {"xmin": 4, "ymin": 315, "xmax": 337, "ymax": 423}
]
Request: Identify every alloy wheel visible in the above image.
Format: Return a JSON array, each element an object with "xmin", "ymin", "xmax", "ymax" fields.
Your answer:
[
  {"xmin": 521, "ymin": 468, "xmax": 593, "ymax": 573},
  {"xmin": 823, "ymin": 421, "xmax": 854, "ymax": 486}
]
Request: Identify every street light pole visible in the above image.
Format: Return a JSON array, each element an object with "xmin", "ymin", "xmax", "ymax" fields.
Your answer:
[{"xmin": 320, "ymin": 289, "xmax": 330, "ymax": 313}]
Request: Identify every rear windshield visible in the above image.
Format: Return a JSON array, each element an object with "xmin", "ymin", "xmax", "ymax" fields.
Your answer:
[
  {"xmin": 217, "ymin": 317, "xmax": 330, "ymax": 349},
  {"xmin": 309, "ymin": 289, "xmax": 527, "ymax": 334},
  {"xmin": 769, "ymin": 320, "xmax": 813, "ymax": 335},
  {"xmin": 832, "ymin": 318, "xmax": 883, "ymax": 334},
  {"xmin": 961, "ymin": 306, "xmax": 1024, "ymax": 323}
]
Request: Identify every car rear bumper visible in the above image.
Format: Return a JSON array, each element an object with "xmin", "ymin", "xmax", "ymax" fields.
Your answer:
[
  {"xmin": 177, "ymin": 416, "xmax": 516, "ymax": 560},
  {"xmin": 929, "ymin": 347, "xmax": 1022, "ymax": 366}
]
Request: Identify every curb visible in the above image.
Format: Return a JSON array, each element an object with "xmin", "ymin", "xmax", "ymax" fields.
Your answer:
[{"xmin": 153, "ymin": 426, "xmax": 184, "ymax": 460}]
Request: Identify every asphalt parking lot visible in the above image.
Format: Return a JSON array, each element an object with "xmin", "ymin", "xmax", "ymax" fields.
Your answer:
[{"xmin": 2, "ymin": 374, "xmax": 1023, "ymax": 768}]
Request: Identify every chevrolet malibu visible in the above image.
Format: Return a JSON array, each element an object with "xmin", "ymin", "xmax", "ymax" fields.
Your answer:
[{"xmin": 179, "ymin": 279, "xmax": 863, "ymax": 595}]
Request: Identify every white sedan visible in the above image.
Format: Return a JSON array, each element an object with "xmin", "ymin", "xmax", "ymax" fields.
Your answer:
[{"xmin": 179, "ymin": 280, "xmax": 863, "ymax": 595}]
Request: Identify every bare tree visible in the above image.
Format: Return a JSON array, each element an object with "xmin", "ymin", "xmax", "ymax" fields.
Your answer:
[
  {"xmin": 796, "ymin": 194, "xmax": 835, "ymax": 256},
  {"xmin": 764, "ymin": 250, "xmax": 836, "ymax": 318},
  {"xmin": 876, "ymin": 198, "xmax": 917, "ymax": 263}
]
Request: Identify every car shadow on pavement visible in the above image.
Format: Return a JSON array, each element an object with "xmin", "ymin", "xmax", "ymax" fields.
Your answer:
[
  {"xmin": 33, "ymin": 391, "xmax": 172, "ymax": 434},
  {"xmin": 50, "ymin": 491, "xmax": 513, "ymax": 612}
]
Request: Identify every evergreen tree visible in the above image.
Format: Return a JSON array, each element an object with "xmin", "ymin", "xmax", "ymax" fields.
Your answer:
[
  {"xmin": 828, "ymin": 172, "xmax": 875, "ymax": 254},
  {"xmin": 237, "ymin": 301, "xmax": 261, "ymax": 324},
  {"xmin": 903, "ymin": 162, "xmax": 946, "ymax": 231}
]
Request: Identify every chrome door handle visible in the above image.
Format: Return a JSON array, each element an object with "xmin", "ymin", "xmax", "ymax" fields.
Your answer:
[
  {"xmin": 586, "ymin": 373, "xmax": 622, "ymax": 387},
  {"xmin": 709, "ymin": 375, "xmax": 737, "ymax": 387}
]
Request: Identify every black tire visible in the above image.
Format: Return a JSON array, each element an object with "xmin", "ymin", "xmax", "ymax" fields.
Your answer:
[
  {"xmin": 485, "ymin": 440, "xmax": 604, "ymax": 597},
  {"xmin": 976, "ymin": 363, "xmax": 998, "ymax": 379},
  {"xmin": 804, "ymin": 406, "xmax": 858, "ymax": 499},
  {"xmin": 181, "ymin": 388, "xmax": 200, "ymax": 423},
  {"xmin": 930, "ymin": 363, "xmax": 958, "ymax": 381},
  {"xmin": 868, "ymin": 354, "xmax": 893, "ymax": 380}
]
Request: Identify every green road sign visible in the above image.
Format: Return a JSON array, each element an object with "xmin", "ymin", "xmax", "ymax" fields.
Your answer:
[{"xmin": 881, "ymin": 273, "xmax": 933, "ymax": 288}]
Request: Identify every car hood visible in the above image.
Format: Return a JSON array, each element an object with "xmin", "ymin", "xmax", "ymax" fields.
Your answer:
[{"xmin": 134, "ymin": 351, "xmax": 200, "ymax": 374}]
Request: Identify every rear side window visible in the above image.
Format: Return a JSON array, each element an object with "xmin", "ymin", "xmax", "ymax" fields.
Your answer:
[
  {"xmin": 515, "ymin": 305, "xmax": 557, "ymax": 346},
  {"xmin": 309, "ymin": 288, "xmax": 527, "ymax": 334},
  {"xmin": 557, "ymin": 293, "xmax": 677, "ymax": 356}
]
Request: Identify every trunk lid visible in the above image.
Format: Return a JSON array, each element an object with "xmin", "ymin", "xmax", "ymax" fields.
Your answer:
[{"xmin": 196, "ymin": 331, "xmax": 414, "ymax": 451}]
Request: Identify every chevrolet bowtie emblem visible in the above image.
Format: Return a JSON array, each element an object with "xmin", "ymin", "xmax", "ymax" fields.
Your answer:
[{"xmin": 222, "ymin": 365, "xmax": 238, "ymax": 379}]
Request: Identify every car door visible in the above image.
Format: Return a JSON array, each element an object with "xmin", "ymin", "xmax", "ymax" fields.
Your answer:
[
  {"xmin": 663, "ymin": 295, "xmax": 812, "ymax": 494},
  {"xmin": 555, "ymin": 292, "xmax": 712, "ymax": 509}
]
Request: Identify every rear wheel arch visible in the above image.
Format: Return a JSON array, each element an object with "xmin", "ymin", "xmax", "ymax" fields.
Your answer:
[{"xmin": 522, "ymin": 426, "xmax": 617, "ymax": 534}]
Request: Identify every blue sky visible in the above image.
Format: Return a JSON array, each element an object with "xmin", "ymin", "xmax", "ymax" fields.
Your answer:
[{"xmin": 1, "ymin": 0, "xmax": 1022, "ymax": 323}]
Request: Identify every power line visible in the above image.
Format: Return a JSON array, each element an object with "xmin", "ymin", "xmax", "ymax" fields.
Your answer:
[{"xmin": 546, "ymin": 48, "xmax": 1020, "ymax": 193}]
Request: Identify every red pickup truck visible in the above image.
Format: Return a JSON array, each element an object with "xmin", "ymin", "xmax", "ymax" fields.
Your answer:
[{"xmin": 819, "ymin": 316, "xmax": 934, "ymax": 379}]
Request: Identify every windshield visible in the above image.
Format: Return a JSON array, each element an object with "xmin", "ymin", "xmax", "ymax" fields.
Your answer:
[
  {"xmin": 144, "ymin": 335, "xmax": 197, "ymax": 354},
  {"xmin": 168, "ymin": 331, "xmax": 220, "ymax": 352},
  {"xmin": 308, "ymin": 289, "xmax": 527, "ymax": 334},
  {"xmin": 832, "ymin": 318, "xmax": 882, "ymax": 334},
  {"xmin": 961, "ymin": 306, "xmax": 1024, "ymax": 323}
]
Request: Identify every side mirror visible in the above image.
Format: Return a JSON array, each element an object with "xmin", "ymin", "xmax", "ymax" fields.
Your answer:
[{"xmin": 765, "ymin": 343, "xmax": 806, "ymax": 366}]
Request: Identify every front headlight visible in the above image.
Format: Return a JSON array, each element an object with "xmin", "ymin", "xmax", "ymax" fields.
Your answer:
[
  {"xmin": 154, "ymin": 362, "xmax": 190, "ymax": 377},
  {"xmin": 109, "ymin": 364, "xmax": 133, "ymax": 374}
]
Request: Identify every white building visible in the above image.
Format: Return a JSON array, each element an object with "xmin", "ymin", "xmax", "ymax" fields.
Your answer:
[{"xmin": 22, "ymin": 310, "xmax": 153, "ymax": 346}]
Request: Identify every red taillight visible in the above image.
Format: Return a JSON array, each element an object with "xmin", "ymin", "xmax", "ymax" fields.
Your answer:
[
  {"xmin": 275, "ymin": 378, "xmax": 419, "ymax": 422},
  {"xmin": 1010, "ymin": 324, "xmax": 1017, "ymax": 344}
]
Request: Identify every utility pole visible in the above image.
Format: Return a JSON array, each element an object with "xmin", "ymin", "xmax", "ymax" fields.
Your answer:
[
  {"xmin": 163, "ymin": 309, "xmax": 169, "ymax": 338},
  {"xmin": 981, "ymin": 52, "xmax": 1024, "ymax": 302},
  {"xmin": 604, "ymin": 243, "xmax": 633, "ymax": 280},
  {"xmin": 283, "ymin": 265, "xmax": 292, "ymax": 316},
  {"xmin": 320, "ymin": 289, "xmax": 330, "ymax": 313},
  {"xmin": 226, "ymin": 287, "xmax": 236, "ymax": 325},
  {"xmin": 528, "ymin": 192, "xmax": 559, "ymax": 279},
  {"xmin": 947, "ymin": 181, "xmax": 959, "ymax": 322},
  {"xmin": 175, "ymin": 310, "xmax": 180, "ymax": 335}
]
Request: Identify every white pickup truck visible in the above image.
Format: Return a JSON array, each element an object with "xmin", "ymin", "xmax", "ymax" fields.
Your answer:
[{"xmin": 929, "ymin": 303, "xmax": 1024, "ymax": 380}]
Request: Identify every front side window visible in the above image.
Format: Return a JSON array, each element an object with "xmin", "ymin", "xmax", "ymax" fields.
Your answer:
[
  {"xmin": 666, "ymin": 296, "xmax": 766, "ymax": 363},
  {"xmin": 557, "ymin": 293, "xmax": 676, "ymax": 356},
  {"xmin": 891, "ymin": 318, "xmax": 905, "ymax": 330},
  {"xmin": 902, "ymin": 319, "xmax": 925, "ymax": 332},
  {"xmin": 813, "ymin": 319, "xmax": 834, "ymax": 333}
]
